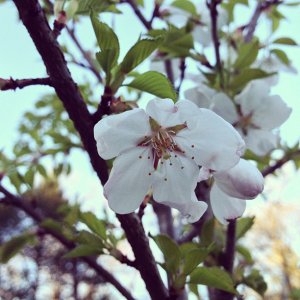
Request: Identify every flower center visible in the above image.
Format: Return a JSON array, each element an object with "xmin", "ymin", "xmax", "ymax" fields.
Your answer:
[{"xmin": 139, "ymin": 117, "xmax": 187, "ymax": 169}]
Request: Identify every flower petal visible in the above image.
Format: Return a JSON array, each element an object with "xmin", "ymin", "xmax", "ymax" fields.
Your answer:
[
  {"xmin": 243, "ymin": 128, "xmax": 278, "ymax": 156},
  {"xmin": 214, "ymin": 159, "xmax": 264, "ymax": 199},
  {"xmin": 210, "ymin": 184, "xmax": 246, "ymax": 225},
  {"xmin": 211, "ymin": 93, "xmax": 239, "ymax": 124},
  {"xmin": 159, "ymin": 193, "xmax": 208, "ymax": 223},
  {"xmin": 104, "ymin": 147, "xmax": 154, "ymax": 214},
  {"xmin": 94, "ymin": 109, "xmax": 151, "ymax": 159},
  {"xmin": 152, "ymin": 153, "xmax": 199, "ymax": 204},
  {"xmin": 176, "ymin": 109, "xmax": 244, "ymax": 171},
  {"xmin": 251, "ymin": 95, "xmax": 292, "ymax": 130}
]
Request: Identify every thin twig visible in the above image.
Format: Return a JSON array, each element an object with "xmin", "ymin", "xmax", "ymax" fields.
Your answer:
[
  {"xmin": 244, "ymin": 0, "xmax": 282, "ymax": 43},
  {"xmin": 121, "ymin": 0, "xmax": 152, "ymax": 30},
  {"xmin": 0, "ymin": 185, "xmax": 135, "ymax": 300},
  {"xmin": 1, "ymin": 77, "xmax": 52, "ymax": 91},
  {"xmin": 66, "ymin": 26, "xmax": 102, "ymax": 83},
  {"xmin": 209, "ymin": 0, "xmax": 224, "ymax": 89},
  {"xmin": 262, "ymin": 149, "xmax": 300, "ymax": 177}
]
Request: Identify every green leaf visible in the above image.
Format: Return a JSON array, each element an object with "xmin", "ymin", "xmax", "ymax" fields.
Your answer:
[
  {"xmin": 24, "ymin": 167, "xmax": 35, "ymax": 187},
  {"xmin": 91, "ymin": 16, "xmax": 119, "ymax": 68},
  {"xmin": 63, "ymin": 207, "xmax": 79, "ymax": 226},
  {"xmin": 79, "ymin": 212, "xmax": 107, "ymax": 240},
  {"xmin": 160, "ymin": 31, "xmax": 194, "ymax": 57},
  {"xmin": 77, "ymin": 0, "xmax": 118, "ymax": 14},
  {"xmin": 0, "ymin": 234, "xmax": 35, "ymax": 263},
  {"xmin": 96, "ymin": 49, "xmax": 117, "ymax": 83},
  {"xmin": 230, "ymin": 69, "xmax": 274, "ymax": 89},
  {"xmin": 179, "ymin": 242, "xmax": 200, "ymax": 258},
  {"xmin": 242, "ymin": 269, "xmax": 267, "ymax": 296},
  {"xmin": 188, "ymin": 283, "xmax": 199, "ymax": 296},
  {"xmin": 272, "ymin": 37, "xmax": 298, "ymax": 46},
  {"xmin": 189, "ymin": 267, "xmax": 238, "ymax": 294},
  {"xmin": 120, "ymin": 37, "xmax": 163, "ymax": 73},
  {"xmin": 63, "ymin": 245, "xmax": 103, "ymax": 258},
  {"xmin": 182, "ymin": 248, "xmax": 210, "ymax": 275},
  {"xmin": 201, "ymin": 217, "xmax": 215, "ymax": 246},
  {"xmin": 134, "ymin": 0, "xmax": 144, "ymax": 7},
  {"xmin": 236, "ymin": 245, "xmax": 253, "ymax": 263},
  {"xmin": 234, "ymin": 41, "xmax": 259, "ymax": 70},
  {"xmin": 171, "ymin": 0, "xmax": 198, "ymax": 17},
  {"xmin": 74, "ymin": 230, "xmax": 105, "ymax": 248},
  {"xmin": 236, "ymin": 217, "xmax": 255, "ymax": 240},
  {"xmin": 37, "ymin": 164, "xmax": 47, "ymax": 178},
  {"xmin": 271, "ymin": 49, "xmax": 290, "ymax": 65},
  {"xmin": 40, "ymin": 218, "xmax": 63, "ymax": 233},
  {"xmin": 125, "ymin": 71, "xmax": 177, "ymax": 101},
  {"xmin": 149, "ymin": 233, "xmax": 181, "ymax": 276}
]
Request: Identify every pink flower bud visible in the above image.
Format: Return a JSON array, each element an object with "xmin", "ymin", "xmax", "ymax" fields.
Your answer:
[{"xmin": 213, "ymin": 159, "xmax": 264, "ymax": 199}]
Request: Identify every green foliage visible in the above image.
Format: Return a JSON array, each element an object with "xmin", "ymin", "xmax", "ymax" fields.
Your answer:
[
  {"xmin": 170, "ymin": 0, "xmax": 198, "ymax": 18},
  {"xmin": 149, "ymin": 233, "xmax": 181, "ymax": 276},
  {"xmin": 0, "ymin": 234, "xmax": 36, "ymax": 263},
  {"xmin": 230, "ymin": 68, "xmax": 274, "ymax": 89},
  {"xmin": 236, "ymin": 245, "xmax": 253, "ymax": 263},
  {"xmin": 79, "ymin": 211, "xmax": 107, "ymax": 240},
  {"xmin": 271, "ymin": 49, "xmax": 291, "ymax": 65},
  {"xmin": 242, "ymin": 269, "xmax": 268, "ymax": 296},
  {"xmin": 272, "ymin": 37, "xmax": 298, "ymax": 46},
  {"xmin": 234, "ymin": 41, "xmax": 259, "ymax": 70},
  {"xmin": 182, "ymin": 248, "xmax": 210, "ymax": 275},
  {"xmin": 63, "ymin": 245, "xmax": 103, "ymax": 258},
  {"xmin": 120, "ymin": 37, "xmax": 164, "ymax": 74},
  {"xmin": 125, "ymin": 71, "xmax": 177, "ymax": 101},
  {"xmin": 189, "ymin": 267, "xmax": 239, "ymax": 294},
  {"xmin": 236, "ymin": 217, "xmax": 255, "ymax": 240},
  {"xmin": 77, "ymin": 0, "xmax": 120, "ymax": 14}
]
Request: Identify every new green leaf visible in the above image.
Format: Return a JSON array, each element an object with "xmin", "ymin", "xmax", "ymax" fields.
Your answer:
[
  {"xmin": 189, "ymin": 267, "xmax": 238, "ymax": 294},
  {"xmin": 63, "ymin": 245, "xmax": 103, "ymax": 258},
  {"xmin": 273, "ymin": 37, "xmax": 298, "ymax": 46},
  {"xmin": 234, "ymin": 41, "xmax": 259, "ymax": 70},
  {"xmin": 149, "ymin": 233, "xmax": 181, "ymax": 276},
  {"xmin": 182, "ymin": 248, "xmax": 210, "ymax": 275},
  {"xmin": 79, "ymin": 212, "xmax": 107, "ymax": 240},
  {"xmin": 120, "ymin": 37, "xmax": 163, "ymax": 73},
  {"xmin": 125, "ymin": 71, "xmax": 177, "ymax": 101}
]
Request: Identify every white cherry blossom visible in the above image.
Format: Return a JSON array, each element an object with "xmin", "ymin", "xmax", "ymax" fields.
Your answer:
[
  {"xmin": 94, "ymin": 98, "xmax": 244, "ymax": 222},
  {"xmin": 199, "ymin": 159, "xmax": 264, "ymax": 224}
]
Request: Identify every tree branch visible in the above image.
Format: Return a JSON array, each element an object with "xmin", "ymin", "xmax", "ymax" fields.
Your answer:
[
  {"xmin": 0, "ymin": 77, "xmax": 52, "ymax": 91},
  {"xmin": 66, "ymin": 26, "xmax": 103, "ymax": 83},
  {"xmin": 117, "ymin": 213, "xmax": 169, "ymax": 300},
  {"xmin": 121, "ymin": 0, "xmax": 152, "ymax": 30},
  {"xmin": 12, "ymin": 1, "xmax": 168, "ymax": 298},
  {"xmin": 209, "ymin": 0, "xmax": 224, "ymax": 89},
  {"xmin": 262, "ymin": 149, "xmax": 300, "ymax": 177},
  {"xmin": 244, "ymin": 0, "xmax": 282, "ymax": 43},
  {"xmin": 0, "ymin": 184, "xmax": 135, "ymax": 300}
]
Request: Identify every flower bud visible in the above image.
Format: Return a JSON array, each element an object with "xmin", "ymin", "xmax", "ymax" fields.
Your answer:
[{"xmin": 213, "ymin": 159, "xmax": 264, "ymax": 199}]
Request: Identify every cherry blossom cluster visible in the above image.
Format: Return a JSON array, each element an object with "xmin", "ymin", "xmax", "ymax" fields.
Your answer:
[{"xmin": 94, "ymin": 98, "xmax": 264, "ymax": 223}]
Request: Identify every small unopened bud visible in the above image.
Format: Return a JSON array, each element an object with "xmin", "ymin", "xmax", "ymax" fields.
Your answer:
[
  {"xmin": 65, "ymin": 0, "xmax": 79, "ymax": 20},
  {"xmin": 57, "ymin": 10, "xmax": 67, "ymax": 24},
  {"xmin": 109, "ymin": 248, "xmax": 123, "ymax": 261},
  {"xmin": 54, "ymin": 0, "xmax": 64, "ymax": 16}
]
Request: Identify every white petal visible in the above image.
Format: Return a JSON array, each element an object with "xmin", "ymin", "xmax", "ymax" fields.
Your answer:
[
  {"xmin": 152, "ymin": 153, "xmax": 199, "ymax": 204},
  {"xmin": 94, "ymin": 109, "xmax": 151, "ymax": 159},
  {"xmin": 214, "ymin": 159, "xmax": 264, "ymax": 199},
  {"xmin": 244, "ymin": 128, "xmax": 278, "ymax": 156},
  {"xmin": 192, "ymin": 26, "xmax": 212, "ymax": 47},
  {"xmin": 176, "ymin": 109, "xmax": 245, "ymax": 171},
  {"xmin": 184, "ymin": 86, "xmax": 213, "ymax": 109},
  {"xmin": 251, "ymin": 95, "xmax": 292, "ymax": 130},
  {"xmin": 210, "ymin": 184, "xmax": 246, "ymax": 225},
  {"xmin": 146, "ymin": 98, "xmax": 176, "ymax": 125},
  {"xmin": 160, "ymin": 193, "xmax": 208, "ymax": 223},
  {"xmin": 104, "ymin": 147, "xmax": 154, "ymax": 214},
  {"xmin": 235, "ymin": 81, "xmax": 270, "ymax": 114},
  {"xmin": 211, "ymin": 93, "xmax": 239, "ymax": 124},
  {"xmin": 198, "ymin": 167, "xmax": 211, "ymax": 181}
]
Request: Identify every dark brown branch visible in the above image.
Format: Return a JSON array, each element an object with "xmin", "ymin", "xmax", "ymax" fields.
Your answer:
[
  {"xmin": 244, "ymin": 0, "xmax": 282, "ymax": 43},
  {"xmin": 12, "ymin": 1, "xmax": 168, "ymax": 298},
  {"xmin": 66, "ymin": 26, "xmax": 103, "ymax": 83},
  {"xmin": 262, "ymin": 149, "xmax": 300, "ymax": 177},
  {"xmin": 0, "ymin": 185, "xmax": 135, "ymax": 300},
  {"xmin": 117, "ymin": 213, "xmax": 169, "ymax": 300},
  {"xmin": 209, "ymin": 0, "xmax": 224, "ymax": 89},
  {"xmin": 13, "ymin": 0, "xmax": 108, "ymax": 184},
  {"xmin": 0, "ymin": 77, "xmax": 52, "ymax": 91}
]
